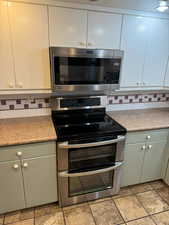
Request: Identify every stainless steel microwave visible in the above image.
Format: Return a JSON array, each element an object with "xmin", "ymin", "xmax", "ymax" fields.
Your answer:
[{"xmin": 49, "ymin": 47, "xmax": 123, "ymax": 96}]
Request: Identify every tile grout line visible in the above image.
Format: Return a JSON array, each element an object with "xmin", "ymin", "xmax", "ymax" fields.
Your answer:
[
  {"xmin": 111, "ymin": 198, "xmax": 126, "ymax": 225},
  {"xmin": 87, "ymin": 201, "xmax": 98, "ymax": 225}
]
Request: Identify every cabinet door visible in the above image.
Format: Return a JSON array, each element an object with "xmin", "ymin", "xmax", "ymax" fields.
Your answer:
[
  {"xmin": 142, "ymin": 18, "xmax": 169, "ymax": 87},
  {"xmin": 121, "ymin": 143, "xmax": 145, "ymax": 187},
  {"xmin": 87, "ymin": 11, "xmax": 122, "ymax": 49},
  {"xmin": 49, "ymin": 7, "xmax": 87, "ymax": 48},
  {"xmin": 141, "ymin": 142, "xmax": 166, "ymax": 183},
  {"xmin": 164, "ymin": 57, "xmax": 169, "ymax": 87},
  {"xmin": 22, "ymin": 155, "xmax": 57, "ymax": 208},
  {"xmin": 0, "ymin": 2, "xmax": 15, "ymax": 90},
  {"xmin": 0, "ymin": 160, "xmax": 25, "ymax": 214},
  {"xmin": 120, "ymin": 15, "xmax": 148, "ymax": 87},
  {"xmin": 9, "ymin": 2, "xmax": 51, "ymax": 89}
]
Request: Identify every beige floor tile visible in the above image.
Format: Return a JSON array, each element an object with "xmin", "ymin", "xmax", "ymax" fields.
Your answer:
[
  {"xmin": 114, "ymin": 195, "xmax": 147, "ymax": 222},
  {"xmin": 20, "ymin": 208, "xmax": 34, "ymax": 220},
  {"xmin": 4, "ymin": 211, "xmax": 20, "ymax": 224},
  {"xmin": 126, "ymin": 217, "xmax": 155, "ymax": 225},
  {"xmin": 130, "ymin": 183, "xmax": 153, "ymax": 194},
  {"xmin": 112, "ymin": 187, "xmax": 133, "ymax": 199},
  {"xmin": 149, "ymin": 180, "xmax": 166, "ymax": 190},
  {"xmin": 90, "ymin": 199, "xmax": 124, "ymax": 225},
  {"xmin": 63, "ymin": 202, "xmax": 88, "ymax": 211},
  {"xmin": 64, "ymin": 204, "xmax": 95, "ymax": 225},
  {"xmin": 35, "ymin": 203, "xmax": 61, "ymax": 217},
  {"xmin": 35, "ymin": 211, "xmax": 65, "ymax": 225},
  {"xmin": 7, "ymin": 219, "xmax": 34, "ymax": 225},
  {"xmin": 0, "ymin": 215, "xmax": 4, "ymax": 225},
  {"xmin": 152, "ymin": 210, "xmax": 169, "ymax": 225},
  {"xmin": 137, "ymin": 190, "xmax": 169, "ymax": 215},
  {"xmin": 89, "ymin": 197, "xmax": 112, "ymax": 205},
  {"xmin": 156, "ymin": 186, "xmax": 169, "ymax": 204}
]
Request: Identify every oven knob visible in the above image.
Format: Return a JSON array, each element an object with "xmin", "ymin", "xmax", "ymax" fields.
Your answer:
[{"xmin": 146, "ymin": 135, "xmax": 151, "ymax": 140}]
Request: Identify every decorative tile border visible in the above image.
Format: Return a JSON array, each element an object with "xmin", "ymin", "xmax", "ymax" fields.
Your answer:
[
  {"xmin": 0, "ymin": 92, "xmax": 169, "ymax": 111},
  {"xmin": 0, "ymin": 98, "xmax": 50, "ymax": 111},
  {"xmin": 108, "ymin": 93, "xmax": 169, "ymax": 105}
]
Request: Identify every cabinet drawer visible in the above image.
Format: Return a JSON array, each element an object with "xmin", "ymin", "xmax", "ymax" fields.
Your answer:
[
  {"xmin": 0, "ymin": 141, "xmax": 56, "ymax": 162},
  {"xmin": 126, "ymin": 129, "xmax": 169, "ymax": 144}
]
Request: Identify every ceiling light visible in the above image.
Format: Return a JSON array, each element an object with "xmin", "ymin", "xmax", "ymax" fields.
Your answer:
[{"xmin": 156, "ymin": 0, "xmax": 169, "ymax": 12}]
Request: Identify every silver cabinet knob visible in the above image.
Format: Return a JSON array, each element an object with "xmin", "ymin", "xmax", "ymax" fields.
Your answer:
[
  {"xmin": 13, "ymin": 164, "xmax": 19, "ymax": 169},
  {"xmin": 142, "ymin": 145, "xmax": 146, "ymax": 150},
  {"xmin": 8, "ymin": 82, "xmax": 14, "ymax": 88},
  {"xmin": 23, "ymin": 162, "xmax": 28, "ymax": 168},
  {"xmin": 148, "ymin": 145, "xmax": 152, "ymax": 150},
  {"xmin": 136, "ymin": 82, "xmax": 139, "ymax": 86},
  {"xmin": 16, "ymin": 82, "xmax": 23, "ymax": 88},
  {"xmin": 16, "ymin": 151, "xmax": 22, "ymax": 157},
  {"xmin": 88, "ymin": 43, "xmax": 92, "ymax": 46},
  {"xmin": 146, "ymin": 135, "xmax": 151, "ymax": 140},
  {"xmin": 79, "ymin": 42, "xmax": 85, "ymax": 46}
]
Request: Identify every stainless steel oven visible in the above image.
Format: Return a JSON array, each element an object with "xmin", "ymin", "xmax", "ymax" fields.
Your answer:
[
  {"xmin": 57, "ymin": 135, "xmax": 125, "ymax": 207},
  {"xmin": 50, "ymin": 47, "xmax": 123, "ymax": 96}
]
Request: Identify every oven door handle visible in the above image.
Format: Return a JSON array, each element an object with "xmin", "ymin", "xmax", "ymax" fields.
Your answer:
[
  {"xmin": 58, "ymin": 135, "xmax": 125, "ymax": 149},
  {"xmin": 59, "ymin": 161, "xmax": 123, "ymax": 178}
]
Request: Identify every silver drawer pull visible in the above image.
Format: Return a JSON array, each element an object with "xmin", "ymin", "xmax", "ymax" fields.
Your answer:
[
  {"xmin": 59, "ymin": 162, "xmax": 123, "ymax": 178},
  {"xmin": 58, "ymin": 135, "xmax": 125, "ymax": 149}
]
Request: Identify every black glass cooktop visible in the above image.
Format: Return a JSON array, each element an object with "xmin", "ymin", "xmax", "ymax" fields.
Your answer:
[{"xmin": 52, "ymin": 108, "xmax": 126, "ymax": 143}]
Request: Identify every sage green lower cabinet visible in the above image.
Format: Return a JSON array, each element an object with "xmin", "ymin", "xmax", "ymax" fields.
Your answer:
[
  {"xmin": 121, "ymin": 129, "xmax": 169, "ymax": 187},
  {"xmin": 121, "ymin": 144, "xmax": 145, "ymax": 186},
  {"xmin": 0, "ymin": 141, "xmax": 57, "ymax": 214},
  {"xmin": 141, "ymin": 142, "xmax": 166, "ymax": 183},
  {"xmin": 22, "ymin": 155, "xmax": 57, "ymax": 208},
  {"xmin": 0, "ymin": 160, "xmax": 25, "ymax": 214}
]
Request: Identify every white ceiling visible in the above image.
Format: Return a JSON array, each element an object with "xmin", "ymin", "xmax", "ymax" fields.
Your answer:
[{"xmin": 60, "ymin": 0, "xmax": 169, "ymax": 13}]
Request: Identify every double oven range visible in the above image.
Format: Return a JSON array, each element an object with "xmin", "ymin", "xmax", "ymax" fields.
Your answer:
[{"xmin": 52, "ymin": 96, "xmax": 126, "ymax": 207}]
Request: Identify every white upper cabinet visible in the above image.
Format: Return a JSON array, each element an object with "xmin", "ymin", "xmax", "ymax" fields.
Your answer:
[
  {"xmin": 142, "ymin": 18, "xmax": 169, "ymax": 87},
  {"xmin": 8, "ymin": 3, "xmax": 51, "ymax": 89},
  {"xmin": 49, "ymin": 7, "xmax": 87, "ymax": 48},
  {"xmin": 120, "ymin": 15, "xmax": 149, "ymax": 87},
  {"xmin": 165, "ymin": 59, "xmax": 169, "ymax": 86},
  {"xmin": 0, "ymin": 2, "xmax": 15, "ymax": 90},
  {"xmin": 87, "ymin": 11, "xmax": 122, "ymax": 49},
  {"xmin": 120, "ymin": 15, "xmax": 169, "ymax": 88}
]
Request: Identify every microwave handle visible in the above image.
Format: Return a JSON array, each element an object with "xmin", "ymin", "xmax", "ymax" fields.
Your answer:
[
  {"xmin": 58, "ymin": 135, "xmax": 125, "ymax": 149},
  {"xmin": 59, "ymin": 161, "xmax": 123, "ymax": 178}
]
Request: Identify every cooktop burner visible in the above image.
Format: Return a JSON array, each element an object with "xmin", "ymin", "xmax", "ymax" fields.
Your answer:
[{"xmin": 52, "ymin": 108, "xmax": 126, "ymax": 143}]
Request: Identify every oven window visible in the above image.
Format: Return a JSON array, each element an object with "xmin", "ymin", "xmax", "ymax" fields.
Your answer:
[
  {"xmin": 54, "ymin": 57, "xmax": 121, "ymax": 85},
  {"xmin": 68, "ymin": 144, "xmax": 117, "ymax": 173},
  {"xmin": 69, "ymin": 171, "xmax": 114, "ymax": 197}
]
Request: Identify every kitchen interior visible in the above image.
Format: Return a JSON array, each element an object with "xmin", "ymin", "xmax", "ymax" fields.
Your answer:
[{"xmin": 1, "ymin": 0, "xmax": 169, "ymax": 224}]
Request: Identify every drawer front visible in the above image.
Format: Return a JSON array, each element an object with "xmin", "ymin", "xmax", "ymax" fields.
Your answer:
[
  {"xmin": 0, "ymin": 142, "xmax": 56, "ymax": 162},
  {"xmin": 126, "ymin": 129, "xmax": 169, "ymax": 144}
]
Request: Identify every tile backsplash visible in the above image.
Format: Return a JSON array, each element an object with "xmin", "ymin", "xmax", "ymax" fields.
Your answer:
[
  {"xmin": 108, "ymin": 93, "xmax": 169, "ymax": 105},
  {"xmin": 0, "ymin": 98, "xmax": 50, "ymax": 111},
  {"xmin": 0, "ymin": 92, "xmax": 169, "ymax": 111}
]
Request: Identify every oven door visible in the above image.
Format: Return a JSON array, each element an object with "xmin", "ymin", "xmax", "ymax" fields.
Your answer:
[{"xmin": 57, "ymin": 136, "xmax": 125, "ymax": 207}]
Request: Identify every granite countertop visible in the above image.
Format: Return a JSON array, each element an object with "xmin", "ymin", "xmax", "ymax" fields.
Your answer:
[
  {"xmin": 0, "ymin": 116, "xmax": 57, "ymax": 147},
  {"xmin": 107, "ymin": 108, "xmax": 169, "ymax": 132}
]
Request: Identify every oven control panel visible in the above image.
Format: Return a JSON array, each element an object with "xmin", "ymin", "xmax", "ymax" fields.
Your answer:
[{"xmin": 51, "ymin": 96, "xmax": 107, "ymax": 111}]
